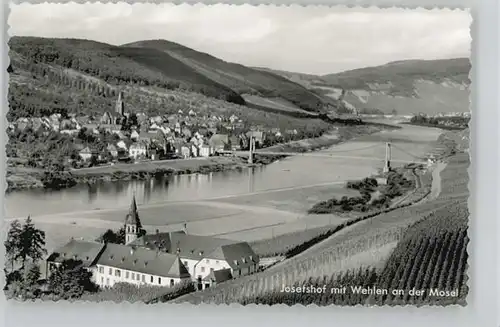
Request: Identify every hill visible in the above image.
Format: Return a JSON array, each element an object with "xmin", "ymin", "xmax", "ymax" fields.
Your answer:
[
  {"xmin": 8, "ymin": 36, "xmax": 345, "ymax": 121},
  {"xmin": 260, "ymin": 59, "xmax": 471, "ymax": 116},
  {"xmin": 122, "ymin": 40, "xmax": 337, "ymax": 113}
]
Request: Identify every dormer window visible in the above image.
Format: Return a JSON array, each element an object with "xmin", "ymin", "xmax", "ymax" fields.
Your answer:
[
  {"xmin": 121, "ymin": 257, "xmax": 125, "ymax": 263},
  {"xmin": 144, "ymin": 261, "xmax": 148, "ymax": 267},
  {"xmin": 110, "ymin": 255, "xmax": 114, "ymax": 260},
  {"xmin": 242, "ymin": 258, "xmax": 246, "ymax": 263},
  {"xmin": 133, "ymin": 259, "xmax": 138, "ymax": 265},
  {"xmin": 249, "ymin": 255, "xmax": 253, "ymax": 262},
  {"xmin": 234, "ymin": 260, "xmax": 238, "ymax": 266}
]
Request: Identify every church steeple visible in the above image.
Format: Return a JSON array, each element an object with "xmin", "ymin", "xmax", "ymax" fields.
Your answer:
[
  {"xmin": 115, "ymin": 91, "xmax": 124, "ymax": 116},
  {"xmin": 124, "ymin": 195, "xmax": 142, "ymax": 244}
]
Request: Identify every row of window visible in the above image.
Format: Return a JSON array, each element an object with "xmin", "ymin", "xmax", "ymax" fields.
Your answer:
[
  {"xmin": 183, "ymin": 259, "xmax": 220, "ymax": 269},
  {"xmin": 97, "ymin": 266, "xmax": 175, "ymax": 286}
]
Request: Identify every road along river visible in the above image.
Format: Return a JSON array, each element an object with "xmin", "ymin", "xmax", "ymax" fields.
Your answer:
[{"xmin": 5, "ymin": 124, "xmax": 443, "ymax": 252}]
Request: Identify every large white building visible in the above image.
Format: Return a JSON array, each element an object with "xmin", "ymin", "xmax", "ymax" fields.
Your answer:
[
  {"xmin": 46, "ymin": 196, "xmax": 259, "ymax": 291},
  {"xmin": 130, "ymin": 231, "xmax": 259, "ymax": 290},
  {"xmin": 46, "ymin": 240, "xmax": 190, "ymax": 289},
  {"xmin": 125, "ymin": 195, "xmax": 259, "ymax": 290}
]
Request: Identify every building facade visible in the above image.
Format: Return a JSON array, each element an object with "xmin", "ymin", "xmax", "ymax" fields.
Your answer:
[
  {"xmin": 130, "ymin": 230, "xmax": 259, "ymax": 290},
  {"xmin": 47, "ymin": 196, "xmax": 260, "ymax": 292},
  {"xmin": 46, "ymin": 240, "xmax": 190, "ymax": 289}
]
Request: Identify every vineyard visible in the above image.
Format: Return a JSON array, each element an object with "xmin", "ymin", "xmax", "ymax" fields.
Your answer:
[
  {"xmin": 170, "ymin": 149, "xmax": 469, "ymax": 306},
  {"xmin": 375, "ymin": 200, "xmax": 468, "ymax": 306},
  {"xmin": 172, "ymin": 227, "xmax": 404, "ymax": 305},
  {"xmin": 237, "ymin": 199, "xmax": 468, "ymax": 306}
]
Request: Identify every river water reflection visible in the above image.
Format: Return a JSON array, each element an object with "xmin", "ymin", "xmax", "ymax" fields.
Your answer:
[{"xmin": 6, "ymin": 124, "xmax": 440, "ymax": 219}]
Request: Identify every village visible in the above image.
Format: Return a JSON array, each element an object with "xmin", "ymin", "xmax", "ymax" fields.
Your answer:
[{"xmin": 7, "ymin": 92, "xmax": 302, "ymax": 170}]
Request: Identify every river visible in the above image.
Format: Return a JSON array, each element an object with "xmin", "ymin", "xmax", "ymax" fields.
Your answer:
[{"xmin": 5, "ymin": 123, "xmax": 443, "ymax": 251}]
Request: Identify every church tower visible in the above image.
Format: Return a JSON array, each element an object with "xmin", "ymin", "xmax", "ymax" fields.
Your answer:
[
  {"xmin": 115, "ymin": 91, "xmax": 125, "ymax": 116},
  {"xmin": 124, "ymin": 195, "xmax": 142, "ymax": 245}
]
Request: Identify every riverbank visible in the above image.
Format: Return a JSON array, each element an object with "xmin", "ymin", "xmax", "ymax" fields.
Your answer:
[{"xmin": 6, "ymin": 123, "xmax": 392, "ymax": 192}]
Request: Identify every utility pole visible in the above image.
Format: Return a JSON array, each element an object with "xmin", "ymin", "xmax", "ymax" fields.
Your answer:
[
  {"xmin": 248, "ymin": 136, "xmax": 255, "ymax": 164},
  {"xmin": 383, "ymin": 142, "xmax": 392, "ymax": 173}
]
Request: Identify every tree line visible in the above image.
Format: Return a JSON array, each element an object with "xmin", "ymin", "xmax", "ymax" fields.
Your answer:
[{"xmin": 4, "ymin": 217, "xmax": 97, "ymax": 300}]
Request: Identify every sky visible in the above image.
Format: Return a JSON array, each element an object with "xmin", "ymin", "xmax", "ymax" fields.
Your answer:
[{"xmin": 8, "ymin": 3, "xmax": 471, "ymax": 75}]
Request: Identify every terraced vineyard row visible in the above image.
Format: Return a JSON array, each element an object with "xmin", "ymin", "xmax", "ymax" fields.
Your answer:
[
  {"xmin": 172, "ymin": 227, "xmax": 403, "ymax": 304},
  {"xmin": 237, "ymin": 200, "xmax": 468, "ymax": 306},
  {"xmin": 374, "ymin": 200, "xmax": 469, "ymax": 305}
]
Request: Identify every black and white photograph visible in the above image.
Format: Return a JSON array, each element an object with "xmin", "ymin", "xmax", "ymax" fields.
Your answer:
[{"xmin": 4, "ymin": 3, "xmax": 471, "ymax": 306}]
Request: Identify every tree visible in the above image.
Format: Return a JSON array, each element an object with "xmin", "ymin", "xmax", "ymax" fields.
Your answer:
[
  {"xmin": 4, "ymin": 261, "xmax": 42, "ymax": 300},
  {"xmin": 5, "ymin": 217, "xmax": 47, "ymax": 271},
  {"xmin": 4, "ymin": 220, "xmax": 22, "ymax": 273},
  {"xmin": 97, "ymin": 226, "xmax": 125, "ymax": 244},
  {"xmin": 48, "ymin": 259, "xmax": 98, "ymax": 299}
]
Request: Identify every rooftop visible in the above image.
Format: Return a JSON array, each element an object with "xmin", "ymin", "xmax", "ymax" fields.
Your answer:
[
  {"xmin": 46, "ymin": 239, "xmax": 105, "ymax": 267},
  {"xmin": 96, "ymin": 243, "xmax": 189, "ymax": 279},
  {"xmin": 131, "ymin": 231, "xmax": 258, "ymax": 267}
]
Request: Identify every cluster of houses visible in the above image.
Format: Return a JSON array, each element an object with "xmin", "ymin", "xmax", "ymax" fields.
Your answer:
[
  {"xmin": 46, "ymin": 196, "xmax": 259, "ymax": 291},
  {"xmin": 9, "ymin": 92, "xmax": 290, "ymax": 166}
]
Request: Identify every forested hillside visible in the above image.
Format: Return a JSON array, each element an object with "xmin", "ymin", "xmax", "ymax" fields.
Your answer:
[{"xmin": 8, "ymin": 36, "xmax": 341, "ymax": 121}]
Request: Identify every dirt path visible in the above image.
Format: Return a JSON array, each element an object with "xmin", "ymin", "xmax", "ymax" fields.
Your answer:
[{"xmin": 429, "ymin": 161, "xmax": 448, "ymax": 200}]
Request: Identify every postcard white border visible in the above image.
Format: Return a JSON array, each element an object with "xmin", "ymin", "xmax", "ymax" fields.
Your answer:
[{"xmin": 1, "ymin": 1, "xmax": 498, "ymax": 327}]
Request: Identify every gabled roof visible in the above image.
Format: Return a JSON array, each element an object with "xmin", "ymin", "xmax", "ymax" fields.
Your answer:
[
  {"xmin": 202, "ymin": 268, "xmax": 233, "ymax": 283},
  {"xmin": 96, "ymin": 243, "xmax": 190, "ymax": 279},
  {"xmin": 47, "ymin": 239, "xmax": 105, "ymax": 267},
  {"xmin": 207, "ymin": 242, "xmax": 258, "ymax": 270},
  {"xmin": 132, "ymin": 231, "xmax": 258, "ymax": 265}
]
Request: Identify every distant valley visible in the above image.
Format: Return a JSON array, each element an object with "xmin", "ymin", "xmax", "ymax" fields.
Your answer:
[{"xmin": 257, "ymin": 58, "xmax": 471, "ymax": 116}]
